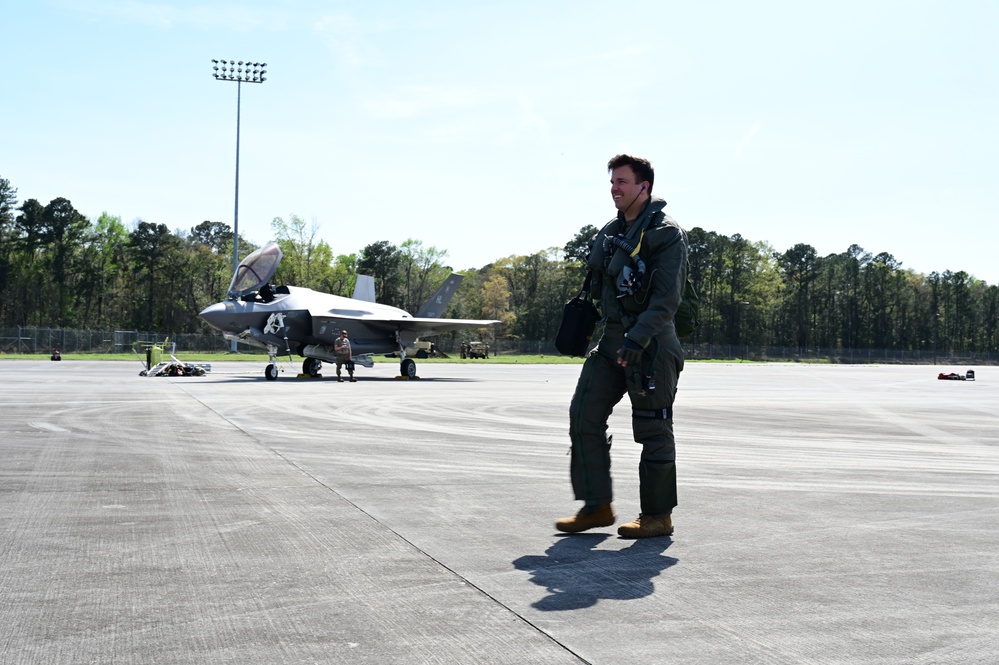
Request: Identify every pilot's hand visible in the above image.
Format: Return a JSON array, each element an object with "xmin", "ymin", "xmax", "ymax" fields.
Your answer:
[{"xmin": 617, "ymin": 337, "xmax": 643, "ymax": 367}]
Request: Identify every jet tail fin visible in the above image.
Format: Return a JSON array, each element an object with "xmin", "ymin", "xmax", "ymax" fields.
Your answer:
[
  {"xmin": 415, "ymin": 274, "xmax": 464, "ymax": 318},
  {"xmin": 353, "ymin": 275, "xmax": 376, "ymax": 303}
]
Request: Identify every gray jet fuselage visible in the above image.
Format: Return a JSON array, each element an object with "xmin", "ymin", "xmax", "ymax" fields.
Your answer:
[
  {"xmin": 197, "ymin": 241, "xmax": 497, "ymax": 379},
  {"xmin": 199, "ymin": 285, "xmax": 427, "ymax": 357}
]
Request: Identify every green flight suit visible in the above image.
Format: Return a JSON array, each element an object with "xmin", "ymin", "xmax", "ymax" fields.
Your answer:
[{"xmin": 568, "ymin": 197, "xmax": 686, "ymax": 516}]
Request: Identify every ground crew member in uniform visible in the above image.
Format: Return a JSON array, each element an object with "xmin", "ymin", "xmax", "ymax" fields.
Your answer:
[
  {"xmin": 556, "ymin": 154, "xmax": 688, "ymax": 538},
  {"xmin": 334, "ymin": 330, "xmax": 356, "ymax": 382}
]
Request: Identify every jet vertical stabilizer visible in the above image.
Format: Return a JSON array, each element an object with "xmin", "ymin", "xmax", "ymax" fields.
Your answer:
[
  {"xmin": 352, "ymin": 275, "xmax": 376, "ymax": 303},
  {"xmin": 415, "ymin": 274, "xmax": 463, "ymax": 318}
]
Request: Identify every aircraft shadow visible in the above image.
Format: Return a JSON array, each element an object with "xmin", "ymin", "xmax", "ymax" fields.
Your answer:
[{"xmin": 512, "ymin": 533, "xmax": 678, "ymax": 611}]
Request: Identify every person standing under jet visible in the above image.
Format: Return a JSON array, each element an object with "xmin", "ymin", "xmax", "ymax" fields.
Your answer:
[
  {"xmin": 334, "ymin": 330, "xmax": 356, "ymax": 382},
  {"xmin": 556, "ymin": 154, "xmax": 688, "ymax": 538}
]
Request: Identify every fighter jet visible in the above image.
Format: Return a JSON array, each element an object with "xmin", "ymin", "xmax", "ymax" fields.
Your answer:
[{"xmin": 199, "ymin": 242, "xmax": 499, "ymax": 380}]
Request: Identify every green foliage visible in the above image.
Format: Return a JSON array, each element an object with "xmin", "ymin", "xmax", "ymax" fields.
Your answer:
[
  {"xmin": 190, "ymin": 221, "xmax": 233, "ymax": 253},
  {"xmin": 564, "ymin": 224, "xmax": 598, "ymax": 271},
  {"xmin": 446, "ymin": 268, "xmax": 486, "ymax": 320},
  {"xmin": 77, "ymin": 213, "xmax": 129, "ymax": 328},
  {"xmin": 0, "ymin": 177, "xmax": 16, "ymax": 238},
  {"xmin": 42, "ymin": 197, "xmax": 90, "ymax": 326},
  {"xmin": 357, "ymin": 240, "xmax": 403, "ymax": 304},
  {"xmin": 270, "ymin": 214, "xmax": 334, "ymax": 289},
  {"xmin": 0, "ymin": 172, "xmax": 996, "ymax": 355},
  {"xmin": 399, "ymin": 239, "xmax": 450, "ymax": 313},
  {"xmin": 323, "ymin": 253, "xmax": 358, "ymax": 297},
  {"xmin": 128, "ymin": 221, "xmax": 184, "ymax": 329}
]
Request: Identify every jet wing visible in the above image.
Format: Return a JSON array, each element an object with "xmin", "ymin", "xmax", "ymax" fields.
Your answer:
[
  {"xmin": 310, "ymin": 310, "xmax": 498, "ymax": 345},
  {"xmin": 384, "ymin": 317, "xmax": 500, "ymax": 337},
  {"xmin": 322, "ymin": 315, "xmax": 499, "ymax": 337},
  {"xmin": 383, "ymin": 316, "xmax": 499, "ymax": 348}
]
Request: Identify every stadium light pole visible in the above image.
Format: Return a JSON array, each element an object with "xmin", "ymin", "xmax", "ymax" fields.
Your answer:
[{"xmin": 212, "ymin": 59, "xmax": 266, "ymax": 352}]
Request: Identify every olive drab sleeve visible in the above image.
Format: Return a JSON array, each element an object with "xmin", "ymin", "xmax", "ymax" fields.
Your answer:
[
  {"xmin": 585, "ymin": 221, "xmax": 616, "ymax": 302},
  {"xmin": 623, "ymin": 224, "xmax": 687, "ymax": 348}
]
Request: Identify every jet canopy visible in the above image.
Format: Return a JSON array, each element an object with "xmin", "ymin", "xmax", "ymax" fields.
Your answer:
[{"xmin": 227, "ymin": 241, "xmax": 283, "ymax": 298}]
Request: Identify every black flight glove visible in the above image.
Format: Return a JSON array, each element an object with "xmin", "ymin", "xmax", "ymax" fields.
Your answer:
[{"xmin": 617, "ymin": 337, "xmax": 644, "ymax": 367}]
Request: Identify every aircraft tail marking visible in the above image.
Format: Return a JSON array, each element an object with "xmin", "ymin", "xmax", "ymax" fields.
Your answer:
[{"xmin": 415, "ymin": 274, "xmax": 464, "ymax": 318}]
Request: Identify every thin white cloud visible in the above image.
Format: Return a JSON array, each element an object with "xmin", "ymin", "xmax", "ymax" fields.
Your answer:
[
  {"xmin": 62, "ymin": 0, "xmax": 291, "ymax": 30},
  {"xmin": 735, "ymin": 120, "xmax": 762, "ymax": 158},
  {"xmin": 314, "ymin": 12, "xmax": 379, "ymax": 70},
  {"xmin": 359, "ymin": 85, "xmax": 551, "ymax": 147},
  {"xmin": 505, "ymin": 91, "xmax": 550, "ymax": 144},
  {"xmin": 545, "ymin": 44, "xmax": 656, "ymax": 70},
  {"xmin": 361, "ymin": 85, "xmax": 482, "ymax": 119}
]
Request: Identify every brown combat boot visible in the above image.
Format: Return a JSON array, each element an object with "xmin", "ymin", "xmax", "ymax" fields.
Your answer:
[
  {"xmin": 555, "ymin": 504, "xmax": 615, "ymax": 533},
  {"xmin": 617, "ymin": 514, "xmax": 673, "ymax": 539}
]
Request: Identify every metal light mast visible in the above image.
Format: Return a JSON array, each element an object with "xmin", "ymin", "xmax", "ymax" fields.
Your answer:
[{"xmin": 212, "ymin": 59, "xmax": 267, "ymax": 352}]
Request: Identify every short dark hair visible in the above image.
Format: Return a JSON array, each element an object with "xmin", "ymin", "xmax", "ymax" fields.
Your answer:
[{"xmin": 607, "ymin": 154, "xmax": 654, "ymax": 194}]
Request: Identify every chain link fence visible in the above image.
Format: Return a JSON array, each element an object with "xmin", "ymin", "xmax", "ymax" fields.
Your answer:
[
  {"xmin": 2, "ymin": 326, "xmax": 995, "ymax": 365},
  {"xmin": 0, "ymin": 327, "xmax": 228, "ymax": 355},
  {"xmin": 681, "ymin": 343, "xmax": 997, "ymax": 365}
]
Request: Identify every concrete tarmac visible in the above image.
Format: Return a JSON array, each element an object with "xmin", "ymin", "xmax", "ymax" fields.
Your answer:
[{"xmin": 1, "ymin": 359, "xmax": 997, "ymax": 664}]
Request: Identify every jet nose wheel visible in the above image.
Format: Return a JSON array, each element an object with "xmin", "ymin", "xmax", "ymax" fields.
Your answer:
[
  {"xmin": 401, "ymin": 358, "xmax": 417, "ymax": 379},
  {"xmin": 265, "ymin": 363, "xmax": 279, "ymax": 381}
]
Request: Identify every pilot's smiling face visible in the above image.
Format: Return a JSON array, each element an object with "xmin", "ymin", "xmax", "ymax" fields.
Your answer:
[{"xmin": 610, "ymin": 165, "xmax": 646, "ymax": 214}]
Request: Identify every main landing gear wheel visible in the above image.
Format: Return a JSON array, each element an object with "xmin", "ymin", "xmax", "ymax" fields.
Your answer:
[
  {"xmin": 303, "ymin": 358, "xmax": 322, "ymax": 377},
  {"xmin": 265, "ymin": 363, "xmax": 279, "ymax": 381},
  {"xmin": 401, "ymin": 358, "xmax": 417, "ymax": 379}
]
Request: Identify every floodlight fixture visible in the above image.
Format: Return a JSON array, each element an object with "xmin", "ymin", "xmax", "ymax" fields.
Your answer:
[{"xmin": 212, "ymin": 58, "xmax": 267, "ymax": 83}]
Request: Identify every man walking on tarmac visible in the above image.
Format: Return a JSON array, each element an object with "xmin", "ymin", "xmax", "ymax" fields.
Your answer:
[
  {"xmin": 556, "ymin": 154, "xmax": 688, "ymax": 538},
  {"xmin": 334, "ymin": 330, "xmax": 356, "ymax": 382}
]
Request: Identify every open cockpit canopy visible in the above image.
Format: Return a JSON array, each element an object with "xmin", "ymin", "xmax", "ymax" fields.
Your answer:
[{"xmin": 227, "ymin": 242, "xmax": 283, "ymax": 298}]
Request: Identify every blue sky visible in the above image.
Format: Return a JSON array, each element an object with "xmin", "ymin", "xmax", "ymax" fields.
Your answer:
[{"xmin": 3, "ymin": 1, "xmax": 998, "ymax": 284}]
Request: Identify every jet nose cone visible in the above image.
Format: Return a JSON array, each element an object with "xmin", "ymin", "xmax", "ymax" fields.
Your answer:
[{"xmin": 199, "ymin": 301, "xmax": 230, "ymax": 330}]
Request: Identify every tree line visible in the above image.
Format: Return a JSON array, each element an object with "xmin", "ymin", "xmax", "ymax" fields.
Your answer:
[{"xmin": 2, "ymin": 174, "xmax": 996, "ymax": 354}]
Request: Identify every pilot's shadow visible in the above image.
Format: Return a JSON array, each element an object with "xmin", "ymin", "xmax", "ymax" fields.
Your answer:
[{"xmin": 512, "ymin": 533, "xmax": 677, "ymax": 611}]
